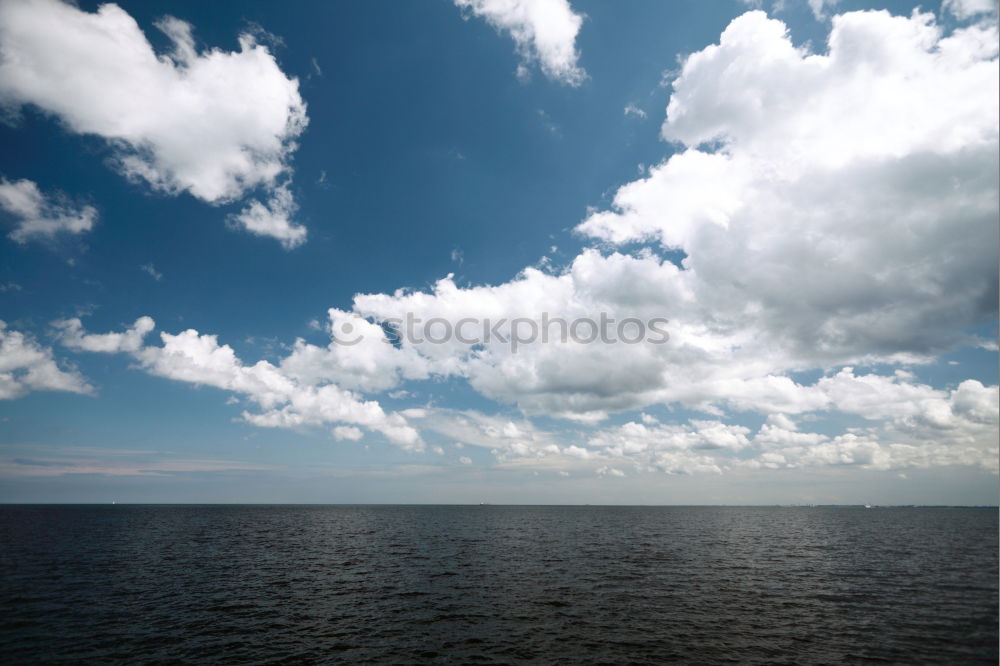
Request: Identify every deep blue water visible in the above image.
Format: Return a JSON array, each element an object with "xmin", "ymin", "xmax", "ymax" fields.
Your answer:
[{"xmin": 0, "ymin": 505, "xmax": 996, "ymax": 664}]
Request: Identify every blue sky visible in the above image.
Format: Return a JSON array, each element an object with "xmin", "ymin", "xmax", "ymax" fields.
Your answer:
[{"xmin": 0, "ymin": 0, "xmax": 997, "ymax": 504}]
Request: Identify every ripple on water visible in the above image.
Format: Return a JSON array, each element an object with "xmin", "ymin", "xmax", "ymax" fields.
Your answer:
[{"xmin": 0, "ymin": 505, "xmax": 997, "ymax": 664}]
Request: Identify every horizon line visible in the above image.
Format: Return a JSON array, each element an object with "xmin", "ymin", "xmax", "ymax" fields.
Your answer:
[{"xmin": 2, "ymin": 503, "xmax": 997, "ymax": 508}]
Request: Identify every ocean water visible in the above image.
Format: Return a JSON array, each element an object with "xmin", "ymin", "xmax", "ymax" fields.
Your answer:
[{"xmin": 0, "ymin": 505, "xmax": 996, "ymax": 664}]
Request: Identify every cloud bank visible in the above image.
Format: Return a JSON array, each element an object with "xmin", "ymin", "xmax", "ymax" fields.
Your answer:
[{"xmin": 33, "ymin": 8, "xmax": 1000, "ymax": 480}]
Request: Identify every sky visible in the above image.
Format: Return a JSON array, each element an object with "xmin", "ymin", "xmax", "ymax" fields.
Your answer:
[{"xmin": 0, "ymin": 0, "xmax": 997, "ymax": 504}]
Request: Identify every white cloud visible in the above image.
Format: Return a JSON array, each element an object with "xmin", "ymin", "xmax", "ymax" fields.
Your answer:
[
  {"xmin": 660, "ymin": 11, "xmax": 996, "ymax": 157},
  {"xmin": 623, "ymin": 103, "xmax": 647, "ymax": 119},
  {"xmin": 743, "ymin": 374, "xmax": 999, "ymax": 472},
  {"xmin": 588, "ymin": 420, "xmax": 751, "ymax": 459},
  {"xmin": 745, "ymin": 431, "xmax": 998, "ymax": 473},
  {"xmin": 413, "ymin": 366, "xmax": 997, "ymax": 475},
  {"xmin": 56, "ymin": 317, "xmax": 423, "ymax": 451},
  {"xmin": 351, "ymin": 250, "xmax": 696, "ymax": 420},
  {"xmin": 54, "ymin": 316, "xmax": 155, "ymax": 354},
  {"xmin": 0, "ymin": 0, "xmax": 308, "ymax": 246},
  {"xmin": 313, "ymin": 9, "xmax": 998, "ymax": 476},
  {"xmin": 807, "ymin": 0, "xmax": 838, "ymax": 21},
  {"xmin": 753, "ymin": 421, "xmax": 829, "ymax": 450},
  {"xmin": 50, "ymin": 310, "xmax": 999, "ymax": 477},
  {"xmin": 0, "ymin": 321, "xmax": 91, "ymax": 398},
  {"xmin": 458, "ymin": 456, "xmax": 472, "ymax": 465},
  {"xmin": 140, "ymin": 329, "xmax": 420, "ymax": 448},
  {"xmin": 230, "ymin": 183, "xmax": 306, "ymax": 249},
  {"xmin": 455, "ymin": 0, "xmax": 586, "ymax": 85},
  {"xmin": 279, "ymin": 309, "xmax": 431, "ymax": 393},
  {"xmin": 332, "ymin": 426, "xmax": 363, "ymax": 441},
  {"xmin": 139, "ymin": 264, "xmax": 163, "ymax": 281},
  {"xmin": 577, "ymin": 10, "xmax": 998, "ymax": 366},
  {"xmin": 581, "ymin": 370, "xmax": 998, "ymax": 475},
  {"xmin": 343, "ymin": 239, "xmax": 992, "ymax": 424},
  {"xmin": 645, "ymin": 451, "xmax": 724, "ymax": 476},
  {"xmin": 30, "ymin": 7, "xmax": 998, "ymax": 481},
  {"xmin": 412, "ymin": 408, "xmax": 561, "ymax": 461},
  {"xmin": 0, "ymin": 177, "xmax": 95, "ymax": 242},
  {"xmin": 944, "ymin": 0, "xmax": 997, "ymax": 21}
]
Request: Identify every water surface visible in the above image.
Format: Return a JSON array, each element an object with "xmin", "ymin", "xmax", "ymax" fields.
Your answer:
[{"xmin": 1, "ymin": 505, "xmax": 996, "ymax": 663}]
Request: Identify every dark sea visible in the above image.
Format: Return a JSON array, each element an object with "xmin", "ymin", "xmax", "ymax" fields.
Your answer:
[{"xmin": 0, "ymin": 505, "xmax": 996, "ymax": 664}]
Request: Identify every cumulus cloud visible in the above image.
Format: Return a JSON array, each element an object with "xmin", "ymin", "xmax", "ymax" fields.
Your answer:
[
  {"xmin": 50, "ymin": 308, "xmax": 999, "ymax": 476},
  {"xmin": 229, "ymin": 183, "xmax": 306, "ymax": 249},
  {"xmin": 56, "ymin": 317, "xmax": 423, "ymax": 451},
  {"xmin": 315, "ymin": 9, "xmax": 996, "ymax": 475},
  {"xmin": 745, "ymin": 429, "xmax": 998, "ymax": 474},
  {"xmin": 578, "ymin": 10, "xmax": 998, "ymax": 365},
  {"xmin": 36, "ymin": 8, "xmax": 999, "ymax": 480},
  {"xmin": 0, "ymin": 177, "xmax": 96, "ymax": 242},
  {"xmin": 410, "ymin": 408, "xmax": 562, "ymax": 461},
  {"xmin": 455, "ymin": 0, "xmax": 586, "ymax": 85},
  {"xmin": 350, "ymin": 250, "xmax": 695, "ymax": 420},
  {"xmin": 741, "ymin": 373, "xmax": 999, "ymax": 472},
  {"xmin": 0, "ymin": 321, "xmax": 91, "ymax": 398},
  {"xmin": 54, "ymin": 316, "xmax": 155, "ymax": 354},
  {"xmin": 343, "ymin": 239, "xmax": 994, "ymax": 426},
  {"xmin": 589, "ymin": 420, "xmax": 751, "ymax": 456},
  {"xmin": 407, "ymin": 368, "xmax": 997, "ymax": 476},
  {"xmin": 579, "ymin": 371, "xmax": 998, "ymax": 475},
  {"xmin": 0, "ymin": 0, "xmax": 308, "ymax": 246},
  {"xmin": 279, "ymin": 310, "xmax": 432, "ymax": 393}
]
